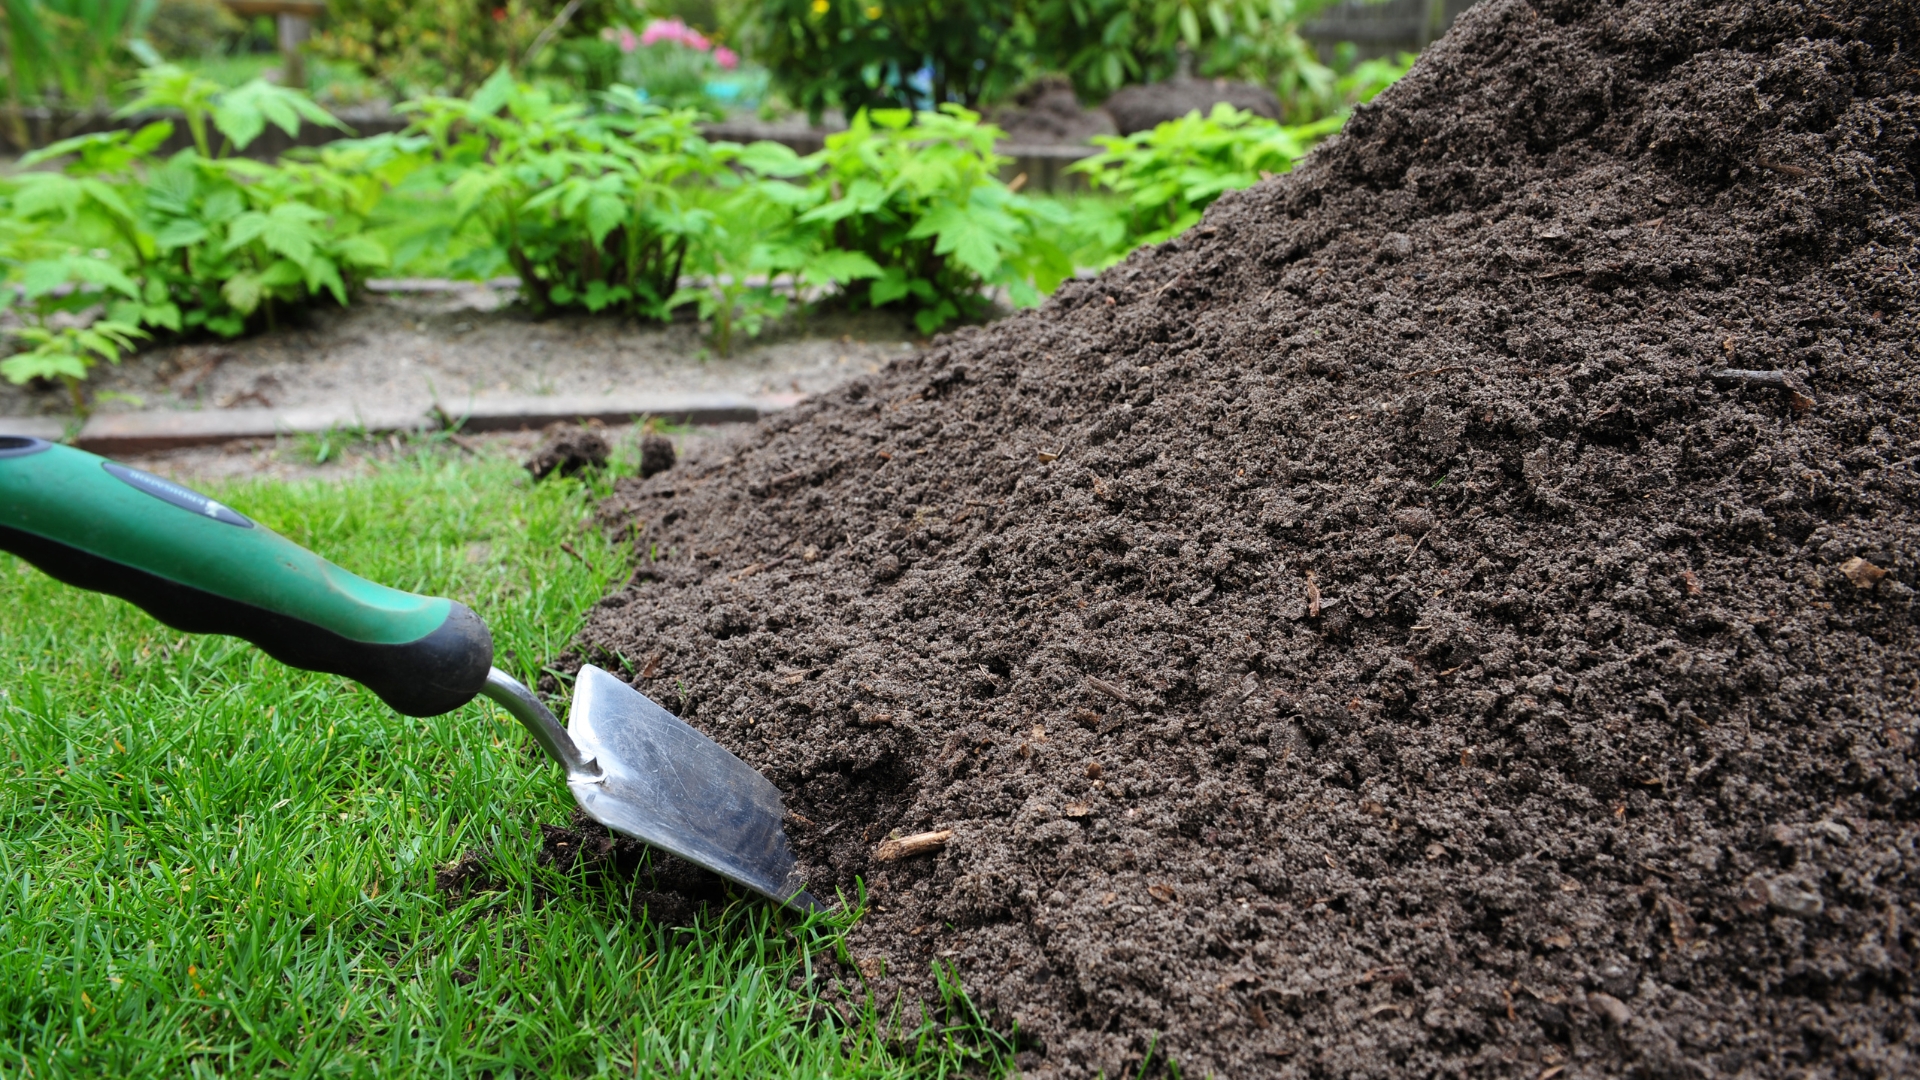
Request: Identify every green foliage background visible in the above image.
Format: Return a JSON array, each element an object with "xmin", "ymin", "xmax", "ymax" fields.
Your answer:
[
  {"xmin": 0, "ymin": 55, "xmax": 1409, "ymax": 404},
  {"xmin": 739, "ymin": 0, "xmax": 1359, "ymax": 122}
]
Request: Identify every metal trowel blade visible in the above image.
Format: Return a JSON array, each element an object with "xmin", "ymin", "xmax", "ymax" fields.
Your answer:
[{"xmin": 565, "ymin": 664, "xmax": 819, "ymax": 911}]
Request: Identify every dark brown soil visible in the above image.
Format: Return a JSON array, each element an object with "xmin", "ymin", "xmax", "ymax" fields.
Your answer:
[
  {"xmin": 1104, "ymin": 78, "xmax": 1282, "ymax": 135},
  {"xmin": 990, "ymin": 77, "xmax": 1119, "ymax": 145},
  {"xmin": 523, "ymin": 423, "xmax": 610, "ymax": 480},
  {"xmin": 564, "ymin": 1, "xmax": 1920, "ymax": 1075},
  {"xmin": 639, "ymin": 433, "xmax": 678, "ymax": 479}
]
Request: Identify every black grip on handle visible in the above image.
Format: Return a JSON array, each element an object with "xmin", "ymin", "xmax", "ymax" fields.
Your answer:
[{"xmin": 0, "ymin": 523, "xmax": 494, "ymax": 716}]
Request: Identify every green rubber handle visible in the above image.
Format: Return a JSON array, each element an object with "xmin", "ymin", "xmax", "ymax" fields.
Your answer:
[{"xmin": 0, "ymin": 436, "xmax": 492, "ymax": 716}]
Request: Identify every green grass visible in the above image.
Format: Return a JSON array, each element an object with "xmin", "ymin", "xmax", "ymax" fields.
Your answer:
[{"xmin": 0, "ymin": 440, "xmax": 1012, "ymax": 1077}]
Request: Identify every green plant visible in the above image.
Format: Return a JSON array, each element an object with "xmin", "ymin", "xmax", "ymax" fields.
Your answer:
[
  {"xmin": 142, "ymin": 0, "xmax": 242, "ymax": 58},
  {"xmin": 402, "ymin": 72, "xmax": 751, "ymax": 319},
  {"xmin": 1023, "ymin": 0, "xmax": 1350, "ymax": 115},
  {"xmin": 794, "ymin": 105, "xmax": 1070, "ymax": 333},
  {"xmin": 313, "ymin": 0, "xmax": 622, "ymax": 97},
  {"xmin": 735, "ymin": 0, "xmax": 1029, "ymax": 121},
  {"xmin": 0, "ymin": 320, "xmax": 147, "ymax": 410},
  {"xmin": 1, "ymin": 0, "xmax": 158, "ymax": 116},
  {"xmin": 0, "ymin": 66, "xmax": 387, "ymax": 401},
  {"xmin": 671, "ymin": 176, "xmax": 799, "ymax": 356},
  {"xmin": 1069, "ymin": 99, "xmax": 1366, "ymax": 257}
]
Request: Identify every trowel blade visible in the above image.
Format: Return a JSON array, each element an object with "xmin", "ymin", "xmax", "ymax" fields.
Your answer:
[{"xmin": 565, "ymin": 664, "xmax": 818, "ymax": 911}]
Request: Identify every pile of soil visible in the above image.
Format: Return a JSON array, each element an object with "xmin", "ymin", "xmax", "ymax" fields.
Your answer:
[
  {"xmin": 1104, "ymin": 77, "xmax": 1282, "ymax": 135},
  {"xmin": 566, "ymin": 0, "xmax": 1920, "ymax": 1075},
  {"xmin": 990, "ymin": 77, "xmax": 1119, "ymax": 145}
]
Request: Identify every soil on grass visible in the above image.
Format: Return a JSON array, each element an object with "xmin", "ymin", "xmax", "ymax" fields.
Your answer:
[
  {"xmin": 524, "ymin": 422, "xmax": 612, "ymax": 480},
  {"xmin": 566, "ymin": 1, "xmax": 1920, "ymax": 1076}
]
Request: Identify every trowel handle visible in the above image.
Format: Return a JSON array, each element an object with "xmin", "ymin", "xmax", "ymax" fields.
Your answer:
[{"xmin": 0, "ymin": 436, "xmax": 493, "ymax": 717}]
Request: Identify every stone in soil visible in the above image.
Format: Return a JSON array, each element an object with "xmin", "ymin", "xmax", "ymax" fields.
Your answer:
[{"xmin": 565, "ymin": 1, "xmax": 1920, "ymax": 1076}]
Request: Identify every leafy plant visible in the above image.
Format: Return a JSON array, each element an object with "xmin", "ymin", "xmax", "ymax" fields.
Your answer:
[
  {"xmin": 402, "ymin": 72, "xmax": 748, "ymax": 320},
  {"xmin": 1, "ymin": 0, "xmax": 158, "ymax": 113},
  {"xmin": 669, "ymin": 158, "xmax": 808, "ymax": 356},
  {"xmin": 547, "ymin": 16, "xmax": 742, "ymax": 111},
  {"xmin": 1022, "ymin": 0, "xmax": 1351, "ymax": 116},
  {"xmin": 0, "ymin": 163, "xmax": 164, "ymax": 410},
  {"xmin": 735, "ymin": 0, "xmax": 1029, "ymax": 121},
  {"xmin": 1070, "ymin": 104, "xmax": 1339, "ymax": 252},
  {"xmin": 0, "ymin": 66, "xmax": 389, "ymax": 407},
  {"xmin": 793, "ymin": 105, "xmax": 1070, "ymax": 333},
  {"xmin": 312, "ymin": 0, "xmax": 622, "ymax": 97},
  {"xmin": 0, "ymin": 320, "xmax": 147, "ymax": 410}
]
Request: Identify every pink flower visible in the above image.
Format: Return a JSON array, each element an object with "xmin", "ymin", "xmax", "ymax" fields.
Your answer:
[
  {"xmin": 641, "ymin": 17, "xmax": 709, "ymax": 51},
  {"xmin": 618, "ymin": 27, "xmax": 638, "ymax": 52},
  {"xmin": 713, "ymin": 46, "xmax": 738, "ymax": 69}
]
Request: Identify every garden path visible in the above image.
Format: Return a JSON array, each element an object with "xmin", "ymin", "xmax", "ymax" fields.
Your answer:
[{"xmin": 0, "ymin": 283, "xmax": 916, "ymax": 426}]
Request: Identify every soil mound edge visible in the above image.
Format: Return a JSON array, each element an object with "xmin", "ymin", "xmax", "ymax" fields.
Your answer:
[{"xmin": 566, "ymin": 2, "xmax": 1920, "ymax": 1075}]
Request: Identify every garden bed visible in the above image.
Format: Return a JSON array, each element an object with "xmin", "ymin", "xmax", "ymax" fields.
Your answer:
[{"xmin": 562, "ymin": 0, "xmax": 1920, "ymax": 1076}]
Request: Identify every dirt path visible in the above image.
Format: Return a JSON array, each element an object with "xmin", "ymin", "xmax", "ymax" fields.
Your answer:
[
  {"xmin": 1, "ymin": 286, "xmax": 915, "ymax": 423},
  {"xmin": 563, "ymin": 1, "xmax": 1920, "ymax": 1076}
]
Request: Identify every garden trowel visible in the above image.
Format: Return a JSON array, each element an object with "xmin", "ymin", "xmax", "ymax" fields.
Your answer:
[{"xmin": 0, "ymin": 435, "xmax": 817, "ymax": 911}]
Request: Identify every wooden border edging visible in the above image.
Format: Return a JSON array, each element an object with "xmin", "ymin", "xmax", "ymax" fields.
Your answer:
[{"xmin": 0, "ymin": 391, "xmax": 802, "ymax": 456}]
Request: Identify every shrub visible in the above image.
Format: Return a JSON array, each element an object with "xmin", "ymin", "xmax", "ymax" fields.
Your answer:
[
  {"xmin": 792, "ymin": 105, "xmax": 1071, "ymax": 333},
  {"xmin": 547, "ymin": 16, "xmax": 741, "ymax": 110},
  {"xmin": 1, "ymin": 0, "xmax": 158, "ymax": 116},
  {"xmin": 0, "ymin": 196, "xmax": 149, "ymax": 409},
  {"xmin": 735, "ymin": 0, "xmax": 1029, "ymax": 121},
  {"xmin": 397, "ymin": 81, "xmax": 1065, "ymax": 337},
  {"xmin": 313, "ymin": 0, "xmax": 622, "ymax": 96},
  {"xmin": 1065, "ymin": 54, "xmax": 1413, "ymax": 257},
  {"xmin": 401, "ymin": 71, "xmax": 747, "ymax": 319},
  {"xmin": 1069, "ymin": 103, "xmax": 1340, "ymax": 252},
  {"xmin": 144, "ymin": 0, "xmax": 246, "ymax": 59},
  {"xmin": 1, "ymin": 66, "xmax": 388, "ymax": 405},
  {"xmin": 1024, "ymin": 0, "xmax": 1352, "ymax": 116}
]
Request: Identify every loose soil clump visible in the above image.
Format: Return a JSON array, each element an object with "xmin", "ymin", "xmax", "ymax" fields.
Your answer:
[
  {"xmin": 638, "ymin": 433, "xmax": 678, "ymax": 479},
  {"xmin": 568, "ymin": 1, "xmax": 1920, "ymax": 1075},
  {"xmin": 524, "ymin": 422, "xmax": 611, "ymax": 480}
]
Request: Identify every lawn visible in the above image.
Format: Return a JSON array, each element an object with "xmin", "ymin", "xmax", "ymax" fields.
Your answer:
[{"xmin": 0, "ymin": 437, "xmax": 1010, "ymax": 1077}]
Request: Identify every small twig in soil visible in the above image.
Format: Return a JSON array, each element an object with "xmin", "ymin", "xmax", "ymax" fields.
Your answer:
[
  {"xmin": 1709, "ymin": 368, "xmax": 1817, "ymax": 411},
  {"xmin": 1085, "ymin": 676, "xmax": 1136, "ymax": 705},
  {"xmin": 874, "ymin": 829, "xmax": 952, "ymax": 862},
  {"xmin": 1405, "ymin": 531, "xmax": 1431, "ymax": 564},
  {"xmin": 559, "ymin": 541, "xmax": 586, "ymax": 566},
  {"xmin": 1305, "ymin": 571, "xmax": 1322, "ymax": 618}
]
